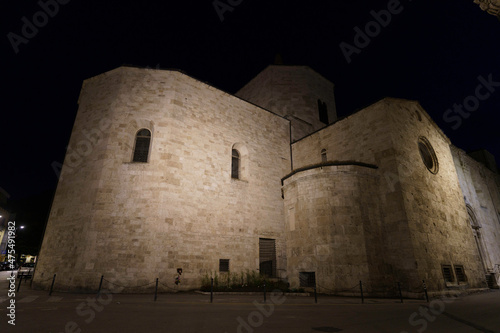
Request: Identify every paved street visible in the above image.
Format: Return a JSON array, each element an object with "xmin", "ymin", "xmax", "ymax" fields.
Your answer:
[{"xmin": 1, "ymin": 271, "xmax": 499, "ymax": 333}]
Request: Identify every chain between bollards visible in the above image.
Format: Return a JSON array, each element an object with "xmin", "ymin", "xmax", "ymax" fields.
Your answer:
[{"xmin": 49, "ymin": 274, "xmax": 56, "ymax": 296}]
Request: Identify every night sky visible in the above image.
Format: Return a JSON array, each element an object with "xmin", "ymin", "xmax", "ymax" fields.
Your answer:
[{"xmin": 1, "ymin": 0, "xmax": 500, "ymax": 200}]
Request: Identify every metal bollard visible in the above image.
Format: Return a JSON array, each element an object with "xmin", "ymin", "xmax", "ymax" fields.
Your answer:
[
  {"xmin": 359, "ymin": 281, "xmax": 364, "ymax": 304},
  {"xmin": 210, "ymin": 278, "xmax": 213, "ymax": 303},
  {"xmin": 314, "ymin": 286, "xmax": 318, "ymax": 304},
  {"xmin": 423, "ymin": 280, "xmax": 429, "ymax": 303},
  {"xmin": 49, "ymin": 274, "xmax": 56, "ymax": 296},
  {"xmin": 154, "ymin": 278, "xmax": 158, "ymax": 302},
  {"xmin": 398, "ymin": 282, "xmax": 403, "ymax": 303},
  {"xmin": 97, "ymin": 275, "xmax": 104, "ymax": 296},
  {"xmin": 17, "ymin": 274, "xmax": 23, "ymax": 292},
  {"xmin": 263, "ymin": 282, "xmax": 266, "ymax": 303}
]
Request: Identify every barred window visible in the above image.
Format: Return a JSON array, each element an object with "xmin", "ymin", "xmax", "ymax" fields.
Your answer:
[
  {"xmin": 454, "ymin": 265, "xmax": 466, "ymax": 283},
  {"xmin": 299, "ymin": 272, "xmax": 316, "ymax": 288},
  {"xmin": 442, "ymin": 265, "xmax": 454, "ymax": 283},
  {"xmin": 219, "ymin": 259, "xmax": 229, "ymax": 272},
  {"xmin": 133, "ymin": 129, "xmax": 151, "ymax": 162}
]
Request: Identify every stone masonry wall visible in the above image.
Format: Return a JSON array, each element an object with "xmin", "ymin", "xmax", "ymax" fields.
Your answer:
[
  {"xmin": 34, "ymin": 69, "xmax": 122, "ymax": 291},
  {"xmin": 236, "ymin": 65, "xmax": 337, "ymax": 142},
  {"xmin": 34, "ymin": 64, "xmax": 499, "ymax": 297},
  {"xmin": 452, "ymin": 146, "xmax": 500, "ymax": 286},
  {"xmin": 387, "ymin": 99, "xmax": 488, "ymax": 292},
  {"xmin": 282, "ymin": 165, "xmax": 384, "ymax": 293},
  {"xmin": 289, "ymin": 98, "xmax": 490, "ymax": 294},
  {"xmin": 34, "ymin": 67, "xmax": 291, "ymax": 292},
  {"xmin": 289, "ymin": 99, "xmax": 420, "ymax": 294}
]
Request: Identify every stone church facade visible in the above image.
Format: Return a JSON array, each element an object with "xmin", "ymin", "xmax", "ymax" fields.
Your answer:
[{"xmin": 33, "ymin": 65, "xmax": 500, "ymax": 297}]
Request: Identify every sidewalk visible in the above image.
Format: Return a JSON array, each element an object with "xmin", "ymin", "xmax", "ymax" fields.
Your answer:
[
  {"xmin": 4, "ymin": 271, "xmax": 428, "ymax": 305},
  {"xmin": 2, "ymin": 271, "xmax": 499, "ymax": 333}
]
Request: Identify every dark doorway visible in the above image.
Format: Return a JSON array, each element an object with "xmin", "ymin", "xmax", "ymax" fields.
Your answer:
[{"xmin": 259, "ymin": 238, "xmax": 276, "ymax": 277}]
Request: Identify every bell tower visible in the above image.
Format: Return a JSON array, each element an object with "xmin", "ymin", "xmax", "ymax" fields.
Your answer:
[{"xmin": 236, "ymin": 65, "xmax": 337, "ymax": 142}]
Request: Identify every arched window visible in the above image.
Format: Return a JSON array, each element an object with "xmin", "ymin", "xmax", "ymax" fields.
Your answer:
[
  {"xmin": 231, "ymin": 149, "xmax": 240, "ymax": 179},
  {"xmin": 321, "ymin": 149, "xmax": 327, "ymax": 162},
  {"xmin": 467, "ymin": 205, "xmax": 481, "ymax": 229},
  {"xmin": 318, "ymin": 99, "xmax": 328, "ymax": 125},
  {"xmin": 132, "ymin": 129, "xmax": 151, "ymax": 162}
]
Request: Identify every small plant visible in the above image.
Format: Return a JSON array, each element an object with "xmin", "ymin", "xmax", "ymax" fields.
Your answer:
[
  {"xmin": 231, "ymin": 271, "xmax": 240, "ymax": 286},
  {"xmin": 200, "ymin": 271, "xmax": 222, "ymax": 291},
  {"xmin": 201, "ymin": 273, "xmax": 211, "ymax": 289},
  {"xmin": 246, "ymin": 270, "xmax": 264, "ymax": 287},
  {"xmin": 213, "ymin": 273, "xmax": 219, "ymax": 287},
  {"xmin": 199, "ymin": 269, "xmax": 301, "ymax": 293}
]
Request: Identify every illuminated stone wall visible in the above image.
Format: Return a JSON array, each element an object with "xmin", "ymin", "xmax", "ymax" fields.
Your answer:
[
  {"xmin": 0, "ymin": 205, "xmax": 12, "ymax": 263},
  {"xmin": 34, "ymin": 67, "xmax": 291, "ymax": 291},
  {"xmin": 34, "ymin": 65, "xmax": 500, "ymax": 297},
  {"xmin": 387, "ymin": 100, "xmax": 488, "ymax": 293},
  {"xmin": 236, "ymin": 65, "xmax": 337, "ymax": 142},
  {"xmin": 286, "ymin": 98, "xmax": 492, "ymax": 295},
  {"xmin": 452, "ymin": 146, "xmax": 500, "ymax": 287},
  {"xmin": 283, "ymin": 165, "xmax": 384, "ymax": 293}
]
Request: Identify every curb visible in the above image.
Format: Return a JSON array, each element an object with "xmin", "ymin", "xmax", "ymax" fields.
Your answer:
[{"xmin": 194, "ymin": 291, "xmax": 311, "ymax": 297}]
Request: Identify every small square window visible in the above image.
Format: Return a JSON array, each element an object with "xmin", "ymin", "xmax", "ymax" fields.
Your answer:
[
  {"xmin": 321, "ymin": 149, "xmax": 327, "ymax": 162},
  {"xmin": 454, "ymin": 265, "xmax": 467, "ymax": 283},
  {"xmin": 219, "ymin": 259, "xmax": 229, "ymax": 272},
  {"xmin": 442, "ymin": 265, "xmax": 454, "ymax": 283},
  {"xmin": 299, "ymin": 272, "xmax": 316, "ymax": 288}
]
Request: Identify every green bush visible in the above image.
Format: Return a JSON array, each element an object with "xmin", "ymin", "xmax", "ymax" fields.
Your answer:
[
  {"xmin": 199, "ymin": 269, "xmax": 297, "ymax": 292},
  {"xmin": 201, "ymin": 273, "xmax": 212, "ymax": 289}
]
